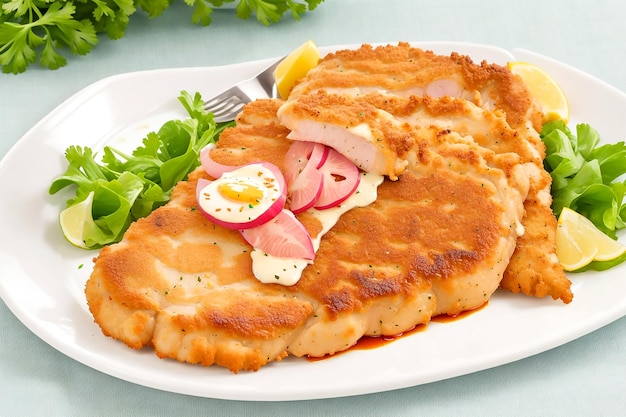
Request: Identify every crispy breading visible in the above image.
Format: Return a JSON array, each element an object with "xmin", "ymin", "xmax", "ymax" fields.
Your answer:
[
  {"xmin": 87, "ymin": 102, "xmax": 314, "ymax": 371},
  {"xmin": 279, "ymin": 42, "xmax": 571, "ymax": 303},
  {"xmin": 289, "ymin": 42, "xmax": 542, "ymax": 130},
  {"xmin": 85, "ymin": 43, "xmax": 573, "ymax": 373},
  {"xmin": 86, "ymin": 95, "xmax": 528, "ymax": 371},
  {"xmin": 500, "ymin": 182, "xmax": 574, "ymax": 302}
]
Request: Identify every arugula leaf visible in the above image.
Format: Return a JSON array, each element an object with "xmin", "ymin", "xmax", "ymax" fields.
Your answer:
[
  {"xmin": 50, "ymin": 90, "xmax": 233, "ymax": 249},
  {"xmin": 541, "ymin": 121, "xmax": 626, "ymax": 238},
  {"xmin": 49, "ymin": 145, "xmax": 113, "ymax": 197}
]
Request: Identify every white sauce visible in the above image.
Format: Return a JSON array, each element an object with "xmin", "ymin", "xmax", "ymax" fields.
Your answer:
[
  {"xmin": 251, "ymin": 172, "xmax": 384, "ymax": 285},
  {"xmin": 347, "ymin": 123, "xmax": 375, "ymax": 142}
]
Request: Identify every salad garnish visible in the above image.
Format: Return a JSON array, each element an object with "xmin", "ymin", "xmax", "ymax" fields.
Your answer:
[
  {"xmin": 49, "ymin": 90, "xmax": 232, "ymax": 248},
  {"xmin": 542, "ymin": 120, "xmax": 626, "ymax": 270}
]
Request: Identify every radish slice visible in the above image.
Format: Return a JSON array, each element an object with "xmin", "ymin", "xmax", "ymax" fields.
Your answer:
[
  {"xmin": 284, "ymin": 141, "xmax": 328, "ymax": 185},
  {"xmin": 200, "ymin": 143, "xmax": 238, "ymax": 179},
  {"xmin": 288, "ymin": 161, "xmax": 324, "ymax": 214},
  {"xmin": 196, "ymin": 162, "xmax": 287, "ymax": 229},
  {"xmin": 195, "ymin": 178, "xmax": 212, "ymax": 202},
  {"xmin": 314, "ymin": 148, "xmax": 361, "ymax": 210},
  {"xmin": 240, "ymin": 209, "xmax": 315, "ymax": 260}
]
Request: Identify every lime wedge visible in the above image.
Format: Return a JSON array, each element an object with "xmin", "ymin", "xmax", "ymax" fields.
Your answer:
[{"xmin": 59, "ymin": 191, "xmax": 96, "ymax": 249}]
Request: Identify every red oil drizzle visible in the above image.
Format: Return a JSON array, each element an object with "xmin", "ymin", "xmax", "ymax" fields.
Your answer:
[
  {"xmin": 307, "ymin": 302, "xmax": 488, "ymax": 362},
  {"xmin": 431, "ymin": 301, "xmax": 488, "ymax": 323}
]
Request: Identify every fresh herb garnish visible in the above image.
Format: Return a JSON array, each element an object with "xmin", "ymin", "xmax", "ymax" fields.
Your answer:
[
  {"xmin": 541, "ymin": 120, "xmax": 626, "ymax": 239},
  {"xmin": 49, "ymin": 90, "xmax": 233, "ymax": 248},
  {"xmin": 0, "ymin": 0, "xmax": 325, "ymax": 74}
]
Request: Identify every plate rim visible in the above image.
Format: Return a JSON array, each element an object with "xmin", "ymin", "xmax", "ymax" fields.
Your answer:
[{"xmin": 1, "ymin": 41, "xmax": 625, "ymax": 401}]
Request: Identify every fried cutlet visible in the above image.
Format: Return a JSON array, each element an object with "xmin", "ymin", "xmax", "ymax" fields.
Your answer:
[
  {"xmin": 277, "ymin": 42, "xmax": 572, "ymax": 303},
  {"xmin": 85, "ymin": 96, "xmax": 528, "ymax": 371}
]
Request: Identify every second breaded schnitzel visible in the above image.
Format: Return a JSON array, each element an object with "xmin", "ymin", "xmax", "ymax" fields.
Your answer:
[{"xmin": 278, "ymin": 42, "xmax": 572, "ymax": 303}]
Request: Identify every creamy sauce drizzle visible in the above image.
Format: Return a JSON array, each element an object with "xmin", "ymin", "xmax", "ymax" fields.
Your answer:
[{"xmin": 251, "ymin": 172, "xmax": 384, "ymax": 285}]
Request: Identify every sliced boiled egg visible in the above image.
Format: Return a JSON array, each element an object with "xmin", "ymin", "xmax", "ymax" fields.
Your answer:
[{"xmin": 196, "ymin": 162, "xmax": 287, "ymax": 229}]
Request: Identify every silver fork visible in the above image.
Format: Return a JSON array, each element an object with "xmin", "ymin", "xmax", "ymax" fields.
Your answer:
[{"xmin": 204, "ymin": 56, "xmax": 285, "ymax": 122}]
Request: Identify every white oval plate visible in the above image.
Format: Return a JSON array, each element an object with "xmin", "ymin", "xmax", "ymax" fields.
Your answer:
[{"xmin": 1, "ymin": 42, "xmax": 625, "ymax": 401}]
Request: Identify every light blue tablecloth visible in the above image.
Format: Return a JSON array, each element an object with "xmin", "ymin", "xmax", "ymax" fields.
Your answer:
[{"xmin": 2, "ymin": 1, "xmax": 625, "ymax": 415}]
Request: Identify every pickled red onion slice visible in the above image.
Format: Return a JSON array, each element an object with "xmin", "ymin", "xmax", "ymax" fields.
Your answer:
[{"xmin": 240, "ymin": 209, "xmax": 314, "ymax": 260}]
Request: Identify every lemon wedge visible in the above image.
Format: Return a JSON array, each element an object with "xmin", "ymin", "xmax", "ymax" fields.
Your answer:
[
  {"xmin": 59, "ymin": 191, "xmax": 96, "ymax": 249},
  {"xmin": 507, "ymin": 61, "xmax": 570, "ymax": 124},
  {"xmin": 275, "ymin": 40, "xmax": 320, "ymax": 99},
  {"xmin": 555, "ymin": 207, "xmax": 626, "ymax": 271}
]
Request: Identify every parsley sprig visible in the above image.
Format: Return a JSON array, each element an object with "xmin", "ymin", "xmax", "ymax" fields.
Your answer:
[{"xmin": 0, "ymin": 0, "xmax": 324, "ymax": 74}]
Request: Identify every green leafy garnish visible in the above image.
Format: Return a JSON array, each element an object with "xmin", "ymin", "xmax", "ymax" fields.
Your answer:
[
  {"xmin": 49, "ymin": 90, "xmax": 234, "ymax": 248},
  {"xmin": 0, "ymin": 0, "xmax": 325, "ymax": 74},
  {"xmin": 541, "ymin": 120, "xmax": 626, "ymax": 239},
  {"xmin": 235, "ymin": 0, "xmax": 323, "ymax": 25}
]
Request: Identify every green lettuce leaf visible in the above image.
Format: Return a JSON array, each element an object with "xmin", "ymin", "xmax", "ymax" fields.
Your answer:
[
  {"xmin": 541, "ymin": 121, "xmax": 626, "ymax": 239},
  {"xmin": 49, "ymin": 90, "xmax": 233, "ymax": 249}
]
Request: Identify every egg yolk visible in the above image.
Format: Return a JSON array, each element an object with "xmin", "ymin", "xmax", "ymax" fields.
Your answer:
[{"xmin": 217, "ymin": 179, "xmax": 265, "ymax": 205}]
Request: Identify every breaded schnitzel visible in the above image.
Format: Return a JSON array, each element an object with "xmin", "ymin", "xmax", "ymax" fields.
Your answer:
[
  {"xmin": 86, "ymin": 95, "xmax": 529, "ymax": 371},
  {"xmin": 278, "ymin": 42, "xmax": 572, "ymax": 303}
]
